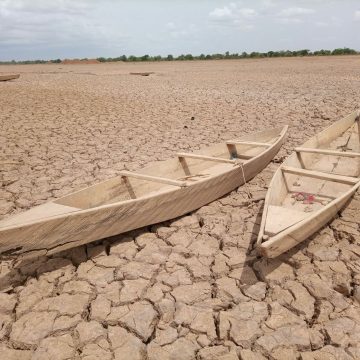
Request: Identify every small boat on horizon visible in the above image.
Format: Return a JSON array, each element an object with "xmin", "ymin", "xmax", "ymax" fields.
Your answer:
[
  {"xmin": 130, "ymin": 72, "xmax": 154, "ymax": 76},
  {"xmin": 0, "ymin": 74, "xmax": 20, "ymax": 81},
  {"xmin": 0, "ymin": 125, "xmax": 287, "ymax": 259},
  {"xmin": 257, "ymin": 110, "xmax": 360, "ymax": 258}
]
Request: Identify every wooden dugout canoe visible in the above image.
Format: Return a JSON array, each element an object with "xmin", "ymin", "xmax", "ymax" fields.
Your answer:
[
  {"xmin": 0, "ymin": 126, "xmax": 287, "ymax": 258},
  {"xmin": 257, "ymin": 111, "xmax": 360, "ymax": 258},
  {"xmin": 0, "ymin": 74, "xmax": 20, "ymax": 81}
]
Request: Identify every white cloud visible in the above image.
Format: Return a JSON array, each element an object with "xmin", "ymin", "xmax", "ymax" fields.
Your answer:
[
  {"xmin": 166, "ymin": 22, "xmax": 176, "ymax": 30},
  {"xmin": 209, "ymin": 3, "xmax": 257, "ymax": 29},
  {"xmin": 276, "ymin": 7, "xmax": 315, "ymax": 25},
  {"xmin": 355, "ymin": 10, "xmax": 360, "ymax": 21},
  {"xmin": 278, "ymin": 7, "xmax": 315, "ymax": 17},
  {"xmin": 210, "ymin": 5, "xmax": 258, "ymax": 20},
  {"xmin": 0, "ymin": 0, "xmax": 126, "ymax": 51},
  {"xmin": 209, "ymin": 6, "xmax": 233, "ymax": 20}
]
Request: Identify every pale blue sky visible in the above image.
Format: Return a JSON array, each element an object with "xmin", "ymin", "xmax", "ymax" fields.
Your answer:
[{"xmin": 0, "ymin": 0, "xmax": 359, "ymax": 60}]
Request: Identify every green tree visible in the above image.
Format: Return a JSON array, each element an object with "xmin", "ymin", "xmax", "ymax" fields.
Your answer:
[
  {"xmin": 332, "ymin": 47, "xmax": 356, "ymax": 55},
  {"xmin": 297, "ymin": 49, "xmax": 310, "ymax": 56},
  {"xmin": 249, "ymin": 52, "xmax": 262, "ymax": 58}
]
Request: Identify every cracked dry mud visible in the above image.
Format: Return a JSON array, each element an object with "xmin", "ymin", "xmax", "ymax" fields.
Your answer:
[{"xmin": 0, "ymin": 57, "xmax": 359, "ymax": 359}]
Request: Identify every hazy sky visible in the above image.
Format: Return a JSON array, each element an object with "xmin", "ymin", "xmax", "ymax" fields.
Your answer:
[{"xmin": 0, "ymin": 0, "xmax": 359, "ymax": 60}]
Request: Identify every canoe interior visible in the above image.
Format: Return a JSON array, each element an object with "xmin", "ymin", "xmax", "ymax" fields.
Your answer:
[
  {"xmin": 264, "ymin": 113, "xmax": 360, "ymax": 237},
  {"xmin": 0, "ymin": 127, "xmax": 284, "ymax": 229},
  {"xmin": 55, "ymin": 127, "xmax": 282, "ymax": 209}
]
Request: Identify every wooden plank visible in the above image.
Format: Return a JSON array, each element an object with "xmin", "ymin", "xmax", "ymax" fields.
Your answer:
[
  {"xmin": 295, "ymin": 147, "xmax": 360, "ymax": 158},
  {"xmin": 119, "ymin": 170, "xmax": 187, "ymax": 187},
  {"xmin": 282, "ymin": 166, "xmax": 359, "ymax": 185},
  {"xmin": 177, "ymin": 153, "xmax": 236, "ymax": 164},
  {"xmin": 225, "ymin": 140, "xmax": 272, "ymax": 147},
  {"xmin": 264, "ymin": 205, "xmax": 310, "ymax": 236}
]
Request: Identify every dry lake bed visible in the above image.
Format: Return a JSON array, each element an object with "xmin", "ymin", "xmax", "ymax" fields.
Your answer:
[{"xmin": 0, "ymin": 56, "xmax": 359, "ymax": 359}]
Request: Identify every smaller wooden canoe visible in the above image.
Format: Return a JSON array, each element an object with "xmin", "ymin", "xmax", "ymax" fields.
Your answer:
[
  {"xmin": 257, "ymin": 110, "xmax": 360, "ymax": 258},
  {"xmin": 0, "ymin": 74, "xmax": 20, "ymax": 81}
]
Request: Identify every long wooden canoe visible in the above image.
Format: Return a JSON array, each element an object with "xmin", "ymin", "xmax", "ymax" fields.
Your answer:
[
  {"xmin": 0, "ymin": 74, "xmax": 20, "ymax": 81},
  {"xmin": 0, "ymin": 126, "xmax": 287, "ymax": 259},
  {"xmin": 257, "ymin": 111, "xmax": 360, "ymax": 258}
]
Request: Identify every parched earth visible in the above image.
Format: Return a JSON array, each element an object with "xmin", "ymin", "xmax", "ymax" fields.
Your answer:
[{"xmin": 0, "ymin": 57, "xmax": 359, "ymax": 359}]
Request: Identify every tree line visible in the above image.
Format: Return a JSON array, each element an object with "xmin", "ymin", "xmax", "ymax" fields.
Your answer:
[
  {"xmin": 96, "ymin": 48, "xmax": 357, "ymax": 62},
  {"xmin": 0, "ymin": 48, "xmax": 357, "ymax": 65}
]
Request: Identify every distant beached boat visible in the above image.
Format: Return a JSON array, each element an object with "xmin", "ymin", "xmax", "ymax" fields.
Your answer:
[
  {"xmin": 0, "ymin": 74, "xmax": 20, "ymax": 81},
  {"xmin": 130, "ymin": 72, "xmax": 154, "ymax": 76},
  {"xmin": 257, "ymin": 110, "xmax": 360, "ymax": 258},
  {"xmin": 0, "ymin": 126, "xmax": 287, "ymax": 258}
]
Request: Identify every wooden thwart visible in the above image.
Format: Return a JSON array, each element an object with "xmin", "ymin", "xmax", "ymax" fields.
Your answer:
[
  {"xmin": 119, "ymin": 171, "xmax": 187, "ymax": 187},
  {"xmin": 282, "ymin": 166, "xmax": 359, "ymax": 185},
  {"xmin": 295, "ymin": 147, "xmax": 360, "ymax": 158},
  {"xmin": 225, "ymin": 140, "xmax": 272, "ymax": 147},
  {"xmin": 177, "ymin": 153, "xmax": 236, "ymax": 164}
]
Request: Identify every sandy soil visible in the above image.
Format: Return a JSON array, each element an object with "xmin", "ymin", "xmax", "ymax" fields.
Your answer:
[{"xmin": 0, "ymin": 56, "xmax": 359, "ymax": 359}]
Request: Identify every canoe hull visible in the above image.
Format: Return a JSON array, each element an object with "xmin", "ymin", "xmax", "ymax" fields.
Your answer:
[
  {"xmin": 0, "ymin": 127, "xmax": 287, "ymax": 258},
  {"xmin": 258, "ymin": 111, "xmax": 360, "ymax": 258},
  {"xmin": 0, "ymin": 74, "xmax": 20, "ymax": 81}
]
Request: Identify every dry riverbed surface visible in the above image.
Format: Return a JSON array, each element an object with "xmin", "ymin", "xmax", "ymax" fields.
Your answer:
[{"xmin": 0, "ymin": 57, "xmax": 359, "ymax": 359}]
